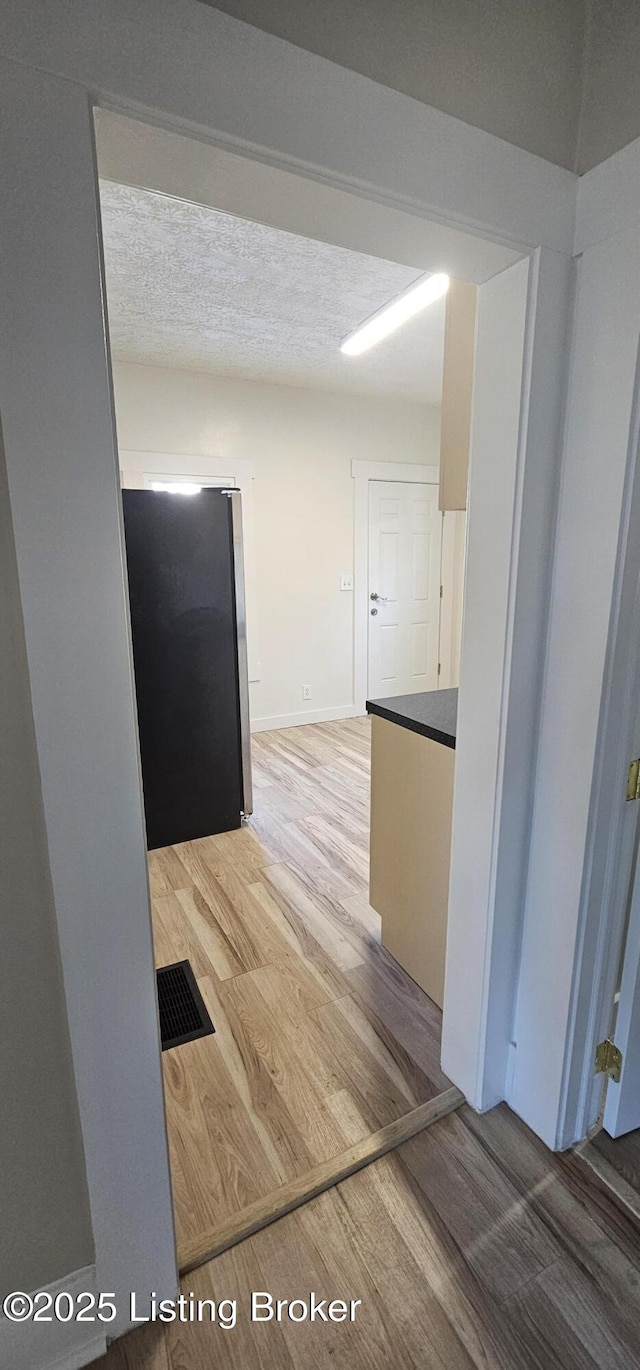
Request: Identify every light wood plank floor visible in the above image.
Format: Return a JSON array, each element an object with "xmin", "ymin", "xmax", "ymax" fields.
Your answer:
[
  {"xmin": 148, "ymin": 716, "xmax": 452, "ymax": 1264},
  {"xmin": 98, "ymin": 1100, "xmax": 640, "ymax": 1369}
]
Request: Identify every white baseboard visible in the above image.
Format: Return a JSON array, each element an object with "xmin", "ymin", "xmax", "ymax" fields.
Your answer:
[
  {"xmin": 0, "ymin": 1265, "xmax": 106, "ymax": 1370},
  {"xmin": 251, "ymin": 704, "xmax": 362, "ymax": 733}
]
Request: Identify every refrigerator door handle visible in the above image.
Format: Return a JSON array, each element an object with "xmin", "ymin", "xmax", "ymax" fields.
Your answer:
[{"xmin": 223, "ymin": 490, "xmax": 253, "ymax": 817}]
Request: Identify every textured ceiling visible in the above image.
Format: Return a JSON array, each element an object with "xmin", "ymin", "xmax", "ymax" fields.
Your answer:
[{"xmin": 99, "ymin": 181, "xmax": 445, "ymax": 404}]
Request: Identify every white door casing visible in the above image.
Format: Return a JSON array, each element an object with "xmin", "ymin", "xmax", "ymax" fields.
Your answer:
[
  {"xmin": 367, "ymin": 480, "xmax": 442, "ymax": 699},
  {"xmin": 443, "ymin": 253, "xmax": 556, "ymax": 1114},
  {"xmin": 520, "ymin": 220, "xmax": 640, "ymax": 1149}
]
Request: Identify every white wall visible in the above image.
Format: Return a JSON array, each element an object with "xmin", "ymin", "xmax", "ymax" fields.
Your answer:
[
  {"xmin": 0, "ymin": 0, "xmax": 578, "ymax": 258},
  {"xmin": 203, "ymin": 0, "xmax": 640, "ymax": 178},
  {"xmin": 443, "ymin": 246, "xmax": 575, "ymax": 1117},
  {"xmin": 118, "ymin": 0, "xmax": 640, "ymax": 178},
  {"xmin": 113, "ymin": 361, "xmax": 440, "ymax": 729},
  {"xmin": 207, "ymin": 0, "xmax": 586, "ymax": 171},
  {"xmin": 512, "ymin": 212, "xmax": 640, "ymax": 1147},
  {"xmin": 0, "ymin": 422, "xmax": 95, "ymax": 1298},
  {"xmin": 0, "ymin": 59, "xmax": 177, "ymax": 1352},
  {"xmin": 443, "ymin": 257, "xmax": 530, "ymax": 1102}
]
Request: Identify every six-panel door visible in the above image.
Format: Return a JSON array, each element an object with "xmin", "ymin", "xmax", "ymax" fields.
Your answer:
[{"xmin": 368, "ymin": 480, "xmax": 442, "ymax": 699}]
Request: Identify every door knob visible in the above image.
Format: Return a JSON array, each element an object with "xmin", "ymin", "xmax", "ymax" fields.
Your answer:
[{"xmin": 370, "ymin": 592, "xmax": 388, "ymax": 602}]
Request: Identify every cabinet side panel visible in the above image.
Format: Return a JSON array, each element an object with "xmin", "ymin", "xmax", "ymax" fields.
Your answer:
[{"xmin": 369, "ymin": 715, "xmax": 454, "ymax": 1007}]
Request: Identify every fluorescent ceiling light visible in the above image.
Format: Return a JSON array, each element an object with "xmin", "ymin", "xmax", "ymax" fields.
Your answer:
[
  {"xmin": 150, "ymin": 481, "xmax": 202, "ymax": 495},
  {"xmin": 340, "ymin": 272, "xmax": 450, "ymax": 356}
]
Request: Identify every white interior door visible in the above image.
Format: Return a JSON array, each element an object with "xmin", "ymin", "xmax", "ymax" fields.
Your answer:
[{"xmin": 367, "ymin": 480, "xmax": 442, "ymax": 699}]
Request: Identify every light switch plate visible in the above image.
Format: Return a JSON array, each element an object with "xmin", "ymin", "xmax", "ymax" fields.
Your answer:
[{"xmin": 340, "ymin": 574, "xmax": 354, "ymax": 591}]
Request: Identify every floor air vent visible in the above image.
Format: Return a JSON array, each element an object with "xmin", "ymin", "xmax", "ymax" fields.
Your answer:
[{"xmin": 156, "ymin": 959, "xmax": 215, "ymax": 1051}]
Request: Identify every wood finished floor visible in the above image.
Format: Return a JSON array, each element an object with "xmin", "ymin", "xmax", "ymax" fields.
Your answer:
[
  {"xmin": 148, "ymin": 716, "xmax": 452, "ymax": 1264},
  {"xmin": 98, "ymin": 1100, "xmax": 640, "ymax": 1369},
  {"xmin": 592, "ymin": 1124, "xmax": 640, "ymax": 1193}
]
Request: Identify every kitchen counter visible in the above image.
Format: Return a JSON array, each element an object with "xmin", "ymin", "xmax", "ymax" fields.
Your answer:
[
  {"xmin": 366, "ymin": 688, "xmax": 457, "ymax": 749},
  {"xmin": 366, "ymin": 687, "xmax": 457, "ymax": 1009}
]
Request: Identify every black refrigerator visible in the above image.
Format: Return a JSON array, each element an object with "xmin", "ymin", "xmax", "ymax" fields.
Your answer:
[{"xmin": 121, "ymin": 486, "xmax": 252, "ymax": 851}]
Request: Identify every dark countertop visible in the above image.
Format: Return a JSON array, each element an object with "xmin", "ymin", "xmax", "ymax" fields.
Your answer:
[{"xmin": 366, "ymin": 688, "xmax": 457, "ymax": 748}]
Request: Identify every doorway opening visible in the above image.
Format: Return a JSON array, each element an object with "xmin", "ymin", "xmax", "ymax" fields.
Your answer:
[{"xmin": 94, "ymin": 107, "xmax": 527, "ymax": 1271}]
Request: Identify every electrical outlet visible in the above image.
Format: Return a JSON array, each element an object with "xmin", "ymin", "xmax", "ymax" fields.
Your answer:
[{"xmin": 302, "ymin": 685, "xmax": 312, "ymax": 701}]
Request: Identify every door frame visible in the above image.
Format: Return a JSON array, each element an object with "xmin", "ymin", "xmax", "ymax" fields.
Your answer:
[
  {"xmin": 555, "ymin": 338, "xmax": 640, "ymax": 1147},
  {"xmin": 534, "ymin": 144, "xmax": 640, "ymax": 1152},
  {"xmin": 0, "ymin": 4, "xmax": 576, "ymax": 1349},
  {"xmin": 353, "ymin": 460, "xmax": 439, "ymax": 712}
]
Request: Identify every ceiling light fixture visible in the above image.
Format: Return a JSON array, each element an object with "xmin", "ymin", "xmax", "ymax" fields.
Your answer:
[{"xmin": 340, "ymin": 272, "xmax": 450, "ymax": 356}]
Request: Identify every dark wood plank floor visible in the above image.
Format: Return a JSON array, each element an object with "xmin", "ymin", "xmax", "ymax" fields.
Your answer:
[
  {"xmin": 98, "ymin": 1100, "xmax": 640, "ymax": 1369},
  {"xmin": 592, "ymin": 1124, "xmax": 640, "ymax": 1192}
]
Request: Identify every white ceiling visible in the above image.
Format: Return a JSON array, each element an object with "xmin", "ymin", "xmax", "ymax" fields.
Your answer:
[{"xmin": 99, "ymin": 181, "xmax": 445, "ymax": 404}]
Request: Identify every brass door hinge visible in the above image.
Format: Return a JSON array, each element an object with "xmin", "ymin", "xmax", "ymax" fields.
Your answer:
[
  {"xmin": 628, "ymin": 758, "xmax": 640, "ymax": 801},
  {"xmin": 595, "ymin": 1038, "xmax": 623, "ymax": 1083}
]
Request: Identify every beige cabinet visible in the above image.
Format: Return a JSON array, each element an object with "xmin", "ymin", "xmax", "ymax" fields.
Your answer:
[
  {"xmin": 439, "ymin": 279, "xmax": 478, "ymax": 512},
  {"xmin": 369, "ymin": 715, "xmax": 455, "ymax": 1008}
]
